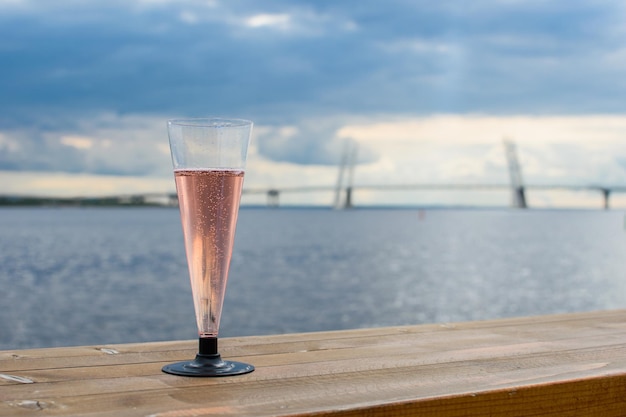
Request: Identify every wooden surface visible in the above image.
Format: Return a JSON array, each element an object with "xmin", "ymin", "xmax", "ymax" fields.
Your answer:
[{"xmin": 1, "ymin": 310, "xmax": 625, "ymax": 416}]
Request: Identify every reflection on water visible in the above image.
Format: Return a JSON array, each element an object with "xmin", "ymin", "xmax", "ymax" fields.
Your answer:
[{"xmin": 1, "ymin": 207, "xmax": 625, "ymax": 349}]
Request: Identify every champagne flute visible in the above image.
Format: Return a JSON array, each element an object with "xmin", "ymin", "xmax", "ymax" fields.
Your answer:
[{"xmin": 162, "ymin": 117, "xmax": 254, "ymax": 377}]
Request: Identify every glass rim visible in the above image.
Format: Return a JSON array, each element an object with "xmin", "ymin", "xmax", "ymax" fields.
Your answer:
[{"xmin": 168, "ymin": 117, "xmax": 253, "ymax": 128}]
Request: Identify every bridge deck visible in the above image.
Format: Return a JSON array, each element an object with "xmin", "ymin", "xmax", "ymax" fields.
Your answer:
[{"xmin": 1, "ymin": 309, "xmax": 625, "ymax": 416}]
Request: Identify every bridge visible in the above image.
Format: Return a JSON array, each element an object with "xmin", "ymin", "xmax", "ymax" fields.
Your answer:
[
  {"xmin": 11, "ymin": 182, "xmax": 618, "ymax": 209},
  {"xmin": 10, "ymin": 141, "xmax": 619, "ymax": 209},
  {"xmin": 242, "ymin": 183, "xmax": 626, "ymax": 210},
  {"xmin": 241, "ymin": 140, "xmax": 626, "ymax": 209}
]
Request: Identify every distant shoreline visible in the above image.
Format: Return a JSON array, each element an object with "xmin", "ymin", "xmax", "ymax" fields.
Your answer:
[
  {"xmin": 0, "ymin": 196, "xmax": 614, "ymax": 211},
  {"xmin": 0, "ymin": 195, "xmax": 167, "ymax": 207}
]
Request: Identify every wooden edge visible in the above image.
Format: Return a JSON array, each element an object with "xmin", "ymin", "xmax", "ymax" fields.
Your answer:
[{"xmin": 302, "ymin": 373, "xmax": 626, "ymax": 417}]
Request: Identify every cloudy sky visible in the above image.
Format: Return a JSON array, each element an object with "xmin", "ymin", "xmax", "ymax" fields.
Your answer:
[{"xmin": 1, "ymin": 0, "xmax": 626, "ymax": 207}]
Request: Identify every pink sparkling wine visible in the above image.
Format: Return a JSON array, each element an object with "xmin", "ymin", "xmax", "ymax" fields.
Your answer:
[{"xmin": 174, "ymin": 169, "xmax": 245, "ymax": 337}]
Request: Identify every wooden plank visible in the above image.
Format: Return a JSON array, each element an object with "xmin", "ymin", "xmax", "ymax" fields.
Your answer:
[
  {"xmin": 1, "ymin": 339, "xmax": 623, "ymax": 401},
  {"xmin": 3, "ymin": 309, "xmax": 624, "ymax": 372},
  {"xmin": 0, "ymin": 310, "xmax": 625, "ymax": 416}
]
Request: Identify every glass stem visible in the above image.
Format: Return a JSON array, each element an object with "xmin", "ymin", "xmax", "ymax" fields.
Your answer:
[{"xmin": 198, "ymin": 337, "xmax": 219, "ymax": 356}]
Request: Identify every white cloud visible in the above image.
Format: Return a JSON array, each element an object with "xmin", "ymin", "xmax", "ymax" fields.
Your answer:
[
  {"xmin": 0, "ymin": 133, "xmax": 19, "ymax": 152},
  {"xmin": 245, "ymin": 13, "xmax": 291, "ymax": 29},
  {"xmin": 338, "ymin": 115, "xmax": 626, "ymax": 146},
  {"xmin": 378, "ymin": 39, "xmax": 459, "ymax": 55},
  {"xmin": 179, "ymin": 10, "xmax": 200, "ymax": 24},
  {"xmin": 60, "ymin": 135, "xmax": 94, "ymax": 150}
]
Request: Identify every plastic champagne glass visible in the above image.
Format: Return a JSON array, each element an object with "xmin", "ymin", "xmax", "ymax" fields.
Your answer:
[{"xmin": 162, "ymin": 118, "xmax": 254, "ymax": 377}]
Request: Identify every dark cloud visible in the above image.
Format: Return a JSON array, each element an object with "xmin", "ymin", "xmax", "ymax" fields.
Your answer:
[
  {"xmin": 0, "ymin": 129, "xmax": 163, "ymax": 176},
  {"xmin": 1, "ymin": 0, "xmax": 625, "ymax": 173},
  {"xmin": 255, "ymin": 119, "xmax": 377, "ymax": 166}
]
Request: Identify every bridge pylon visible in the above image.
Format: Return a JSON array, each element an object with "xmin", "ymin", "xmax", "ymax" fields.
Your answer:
[
  {"xmin": 334, "ymin": 142, "xmax": 358, "ymax": 209},
  {"xmin": 601, "ymin": 188, "xmax": 610, "ymax": 210},
  {"xmin": 503, "ymin": 138, "xmax": 527, "ymax": 209},
  {"xmin": 267, "ymin": 189, "xmax": 280, "ymax": 207}
]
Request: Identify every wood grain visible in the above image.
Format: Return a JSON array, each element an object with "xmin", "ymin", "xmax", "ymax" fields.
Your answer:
[{"xmin": 1, "ymin": 310, "xmax": 625, "ymax": 416}]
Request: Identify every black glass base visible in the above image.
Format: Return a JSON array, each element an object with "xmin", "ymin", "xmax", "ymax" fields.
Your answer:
[
  {"xmin": 162, "ymin": 354, "xmax": 254, "ymax": 377},
  {"xmin": 162, "ymin": 337, "xmax": 254, "ymax": 377}
]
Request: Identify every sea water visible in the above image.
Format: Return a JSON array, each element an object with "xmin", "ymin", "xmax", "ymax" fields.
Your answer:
[{"xmin": 0, "ymin": 207, "xmax": 625, "ymax": 349}]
